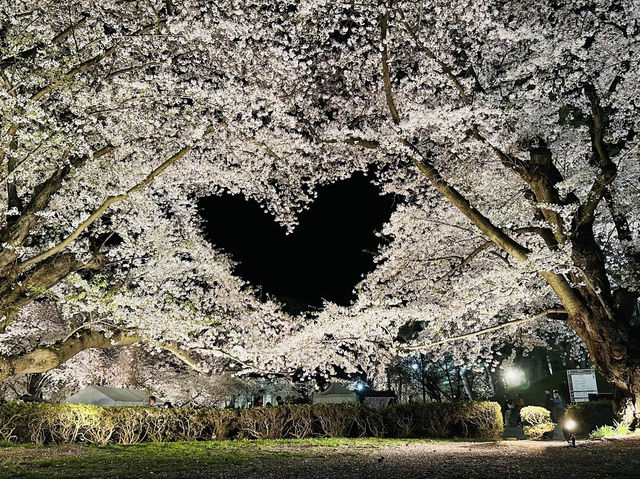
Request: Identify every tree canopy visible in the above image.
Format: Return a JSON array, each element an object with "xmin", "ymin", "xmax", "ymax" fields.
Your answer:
[{"xmin": 0, "ymin": 0, "xmax": 638, "ymax": 413}]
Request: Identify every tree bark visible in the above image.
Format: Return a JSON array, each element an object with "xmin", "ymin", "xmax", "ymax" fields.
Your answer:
[
  {"xmin": 565, "ymin": 303, "xmax": 640, "ymax": 424},
  {"xmin": 0, "ymin": 330, "xmax": 141, "ymax": 382},
  {"xmin": 0, "ymin": 329, "xmax": 207, "ymax": 382},
  {"xmin": 460, "ymin": 367, "xmax": 474, "ymax": 400}
]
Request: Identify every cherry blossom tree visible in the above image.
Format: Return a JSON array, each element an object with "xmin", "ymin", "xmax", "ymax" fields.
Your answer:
[
  {"xmin": 335, "ymin": 0, "xmax": 639, "ymax": 418},
  {"xmin": 1, "ymin": 0, "xmax": 639, "ymax": 419}
]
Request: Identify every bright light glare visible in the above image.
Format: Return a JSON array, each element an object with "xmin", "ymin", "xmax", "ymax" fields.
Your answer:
[
  {"xmin": 564, "ymin": 419, "xmax": 577, "ymax": 431},
  {"xmin": 356, "ymin": 383, "xmax": 365, "ymax": 391},
  {"xmin": 503, "ymin": 368, "xmax": 525, "ymax": 386},
  {"xmin": 504, "ymin": 369, "xmax": 519, "ymax": 381},
  {"xmin": 411, "ymin": 363, "xmax": 419, "ymax": 370}
]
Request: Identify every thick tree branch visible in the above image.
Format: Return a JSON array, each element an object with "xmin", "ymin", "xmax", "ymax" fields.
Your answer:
[
  {"xmin": 0, "ymin": 328, "xmax": 214, "ymax": 382},
  {"xmin": 378, "ymin": 17, "xmax": 529, "ymax": 263},
  {"xmin": 395, "ymin": 6, "xmax": 471, "ymax": 105},
  {"xmin": 407, "ymin": 147, "xmax": 530, "ymax": 261},
  {"xmin": 378, "ymin": 36, "xmax": 588, "ymax": 319},
  {"xmin": 0, "ymin": 252, "xmax": 104, "ymax": 331},
  {"xmin": 0, "ymin": 15, "xmax": 89, "ymax": 69},
  {"xmin": 0, "ymin": 146, "xmax": 117, "ymax": 271},
  {"xmin": 17, "ymin": 128, "xmax": 214, "ymax": 273},
  {"xmin": 470, "ymin": 130, "xmax": 569, "ymax": 244},
  {"xmin": 407, "ymin": 147, "xmax": 585, "ymax": 317},
  {"xmin": 576, "ymin": 84, "xmax": 618, "ymax": 228},
  {"xmin": 0, "ymin": 329, "xmax": 141, "ymax": 382},
  {"xmin": 398, "ymin": 309, "xmax": 568, "ymax": 351},
  {"xmin": 160, "ymin": 341, "xmax": 208, "ymax": 374},
  {"xmin": 380, "ymin": 9, "xmax": 400, "ymax": 125}
]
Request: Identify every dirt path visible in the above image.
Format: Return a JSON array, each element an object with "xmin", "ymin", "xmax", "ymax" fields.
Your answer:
[
  {"xmin": 211, "ymin": 440, "xmax": 640, "ymax": 479},
  {"xmin": 2, "ymin": 438, "xmax": 640, "ymax": 478},
  {"xmin": 162, "ymin": 438, "xmax": 640, "ymax": 479}
]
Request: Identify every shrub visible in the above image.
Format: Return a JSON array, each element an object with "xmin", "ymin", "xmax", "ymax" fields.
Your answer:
[
  {"xmin": 589, "ymin": 420, "xmax": 632, "ymax": 439},
  {"xmin": 363, "ymin": 408, "xmax": 387, "ymax": 438},
  {"xmin": 311, "ymin": 404, "xmax": 366, "ymax": 438},
  {"xmin": 205, "ymin": 408, "xmax": 237, "ymax": 440},
  {"xmin": 383, "ymin": 401, "xmax": 503, "ymax": 440},
  {"xmin": 236, "ymin": 406, "xmax": 290, "ymax": 439},
  {"xmin": 285, "ymin": 405, "xmax": 314, "ymax": 439},
  {"xmin": 565, "ymin": 401, "xmax": 615, "ymax": 438},
  {"xmin": 520, "ymin": 406, "xmax": 555, "ymax": 440},
  {"xmin": 0, "ymin": 400, "xmax": 503, "ymax": 444}
]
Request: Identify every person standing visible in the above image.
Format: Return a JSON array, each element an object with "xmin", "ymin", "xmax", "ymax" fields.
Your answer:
[
  {"xmin": 544, "ymin": 389, "xmax": 555, "ymax": 421},
  {"xmin": 553, "ymin": 390, "xmax": 565, "ymax": 421},
  {"xmin": 515, "ymin": 393, "xmax": 525, "ymax": 425},
  {"xmin": 502, "ymin": 394, "xmax": 514, "ymax": 426}
]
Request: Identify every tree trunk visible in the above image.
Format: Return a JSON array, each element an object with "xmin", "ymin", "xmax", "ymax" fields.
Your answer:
[
  {"xmin": 567, "ymin": 304, "xmax": 640, "ymax": 425},
  {"xmin": 539, "ymin": 351, "xmax": 551, "ymax": 377},
  {"xmin": 460, "ymin": 367, "xmax": 474, "ymax": 400},
  {"xmin": 485, "ymin": 366, "xmax": 495, "ymax": 397}
]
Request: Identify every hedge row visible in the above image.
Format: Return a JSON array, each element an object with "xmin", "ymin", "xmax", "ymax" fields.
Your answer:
[
  {"xmin": 565, "ymin": 401, "xmax": 616, "ymax": 438},
  {"xmin": 0, "ymin": 401, "xmax": 503, "ymax": 444}
]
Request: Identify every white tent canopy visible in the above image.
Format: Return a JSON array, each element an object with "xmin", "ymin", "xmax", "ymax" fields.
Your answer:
[
  {"xmin": 63, "ymin": 386, "xmax": 150, "ymax": 406},
  {"xmin": 312, "ymin": 383, "xmax": 358, "ymax": 404}
]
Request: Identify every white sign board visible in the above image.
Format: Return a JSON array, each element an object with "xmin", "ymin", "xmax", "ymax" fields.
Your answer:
[{"xmin": 567, "ymin": 369, "xmax": 598, "ymax": 403}]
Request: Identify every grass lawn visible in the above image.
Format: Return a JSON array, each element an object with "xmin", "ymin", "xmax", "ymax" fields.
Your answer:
[
  {"xmin": 2, "ymin": 437, "xmax": 639, "ymax": 479},
  {"xmin": 0, "ymin": 438, "xmax": 406, "ymax": 478}
]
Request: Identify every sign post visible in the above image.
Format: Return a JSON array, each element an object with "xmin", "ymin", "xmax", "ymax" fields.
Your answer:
[{"xmin": 567, "ymin": 369, "xmax": 598, "ymax": 403}]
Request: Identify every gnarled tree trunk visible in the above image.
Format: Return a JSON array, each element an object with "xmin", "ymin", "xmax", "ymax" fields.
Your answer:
[{"xmin": 568, "ymin": 305, "xmax": 640, "ymax": 424}]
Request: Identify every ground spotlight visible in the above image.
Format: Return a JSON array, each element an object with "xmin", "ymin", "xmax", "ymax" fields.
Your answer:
[{"xmin": 562, "ymin": 418, "xmax": 578, "ymax": 447}]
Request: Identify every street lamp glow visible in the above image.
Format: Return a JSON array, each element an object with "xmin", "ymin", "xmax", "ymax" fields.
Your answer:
[
  {"xmin": 564, "ymin": 419, "xmax": 577, "ymax": 431},
  {"xmin": 503, "ymin": 367, "xmax": 525, "ymax": 386}
]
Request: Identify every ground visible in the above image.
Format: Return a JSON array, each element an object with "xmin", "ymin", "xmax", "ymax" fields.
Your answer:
[{"xmin": 1, "ymin": 437, "xmax": 639, "ymax": 479}]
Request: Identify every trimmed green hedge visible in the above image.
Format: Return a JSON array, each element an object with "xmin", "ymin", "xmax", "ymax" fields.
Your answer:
[
  {"xmin": 0, "ymin": 401, "xmax": 502, "ymax": 444},
  {"xmin": 565, "ymin": 401, "xmax": 615, "ymax": 438}
]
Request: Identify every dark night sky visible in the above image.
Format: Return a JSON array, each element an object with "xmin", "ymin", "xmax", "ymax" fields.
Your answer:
[{"xmin": 199, "ymin": 174, "xmax": 396, "ymax": 313}]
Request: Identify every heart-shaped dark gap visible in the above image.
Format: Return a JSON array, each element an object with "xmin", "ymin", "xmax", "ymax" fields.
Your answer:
[{"xmin": 199, "ymin": 174, "xmax": 396, "ymax": 313}]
